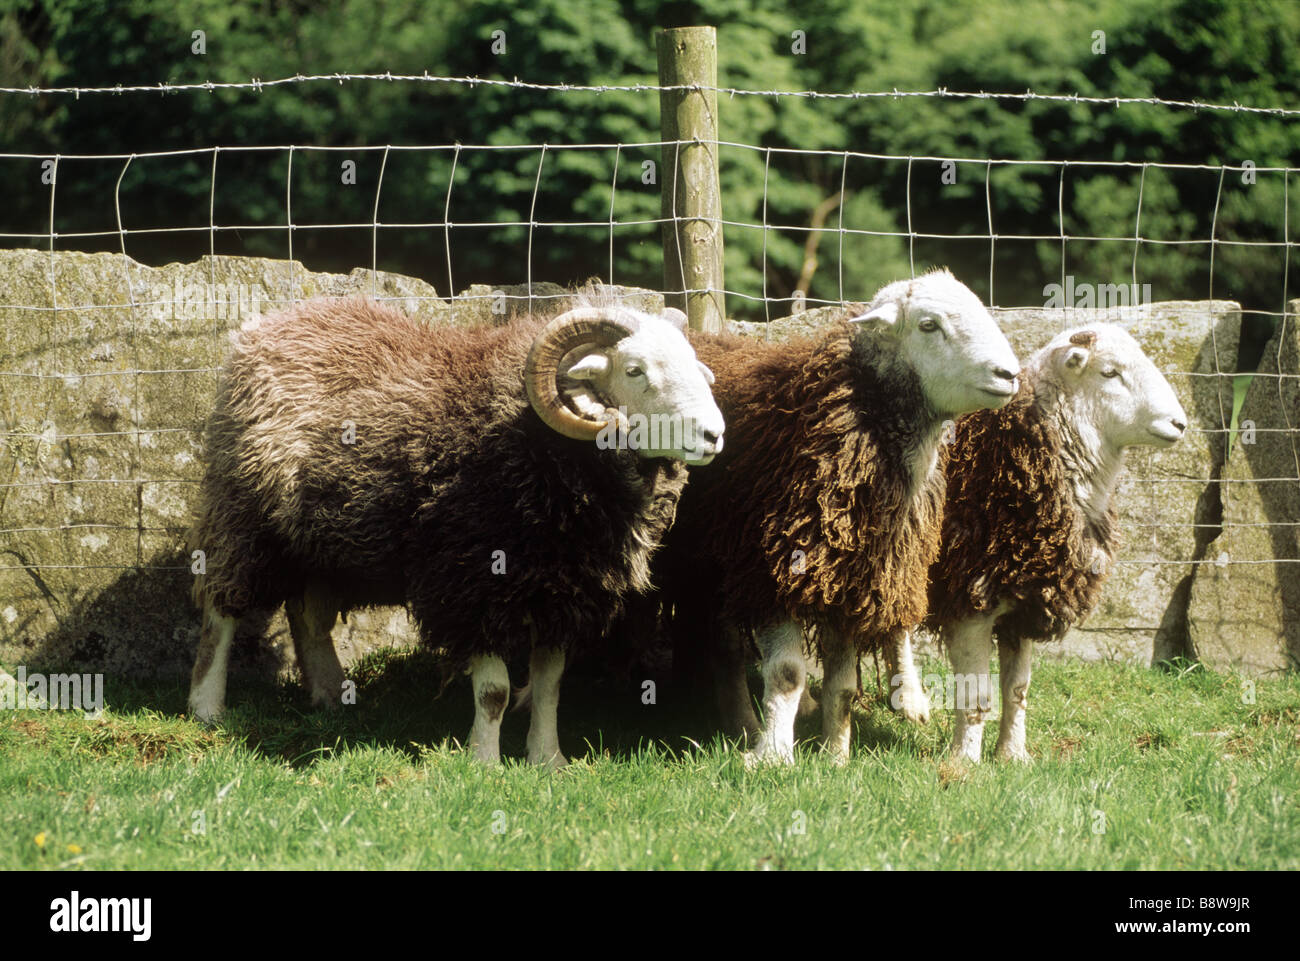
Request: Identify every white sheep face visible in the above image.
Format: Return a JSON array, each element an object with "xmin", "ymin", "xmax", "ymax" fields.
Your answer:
[
  {"xmin": 1038, "ymin": 324, "xmax": 1188, "ymax": 451},
  {"xmin": 852, "ymin": 269, "xmax": 1021, "ymax": 417},
  {"xmin": 565, "ymin": 307, "xmax": 725, "ymax": 465}
]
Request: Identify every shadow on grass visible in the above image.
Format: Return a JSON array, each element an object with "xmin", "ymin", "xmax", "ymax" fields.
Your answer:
[
  {"xmin": 100, "ymin": 645, "xmax": 747, "ymax": 768},
  {"xmin": 91, "ymin": 644, "xmax": 929, "ymax": 769}
]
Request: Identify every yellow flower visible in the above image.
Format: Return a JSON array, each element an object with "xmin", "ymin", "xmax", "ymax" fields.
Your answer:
[
  {"xmin": 34, "ymin": 832, "xmax": 46, "ymax": 848},
  {"xmin": 66, "ymin": 844, "xmax": 82, "ymax": 855}
]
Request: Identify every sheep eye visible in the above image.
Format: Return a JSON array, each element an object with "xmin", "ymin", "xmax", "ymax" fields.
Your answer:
[
  {"xmin": 1100, "ymin": 368, "xmax": 1121, "ymax": 379},
  {"xmin": 625, "ymin": 365, "xmax": 645, "ymax": 378},
  {"xmin": 917, "ymin": 317, "xmax": 940, "ymax": 333}
]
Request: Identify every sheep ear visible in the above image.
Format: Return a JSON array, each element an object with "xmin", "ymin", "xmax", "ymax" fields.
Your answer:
[
  {"xmin": 662, "ymin": 307, "xmax": 688, "ymax": 332},
  {"xmin": 1059, "ymin": 345, "xmax": 1090, "ymax": 372},
  {"xmin": 566, "ymin": 352, "xmax": 611, "ymax": 382},
  {"xmin": 849, "ymin": 302, "xmax": 899, "ymax": 331},
  {"xmin": 1060, "ymin": 329, "xmax": 1096, "ymax": 373},
  {"xmin": 697, "ymin": 361, "xmax": 715, "ymax": 385}
]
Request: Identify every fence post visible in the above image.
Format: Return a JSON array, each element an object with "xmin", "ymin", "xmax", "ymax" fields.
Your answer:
[{"xmin": 657, "ymin": 26, "xmax": 725, "ymax": 334}]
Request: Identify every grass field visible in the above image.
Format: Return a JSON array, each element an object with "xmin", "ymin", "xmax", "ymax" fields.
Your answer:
[{"xmin": 3, "ymin": 649, "xmax": 1297, "ymax": 870}]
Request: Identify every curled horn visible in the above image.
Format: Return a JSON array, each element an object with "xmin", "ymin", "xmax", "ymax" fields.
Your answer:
[
  {"xmin": 1068, "ymin": 330, "xmax": 1097, "ymax": 348},
  {"xmin": 525, "ymin": 307, "xmax": 640, "ymax": 440}
]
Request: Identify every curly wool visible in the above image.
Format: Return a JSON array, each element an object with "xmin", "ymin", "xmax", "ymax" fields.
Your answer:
[
  {"xmin": 662, "ymin": 313, "xmax": 946, "ymax": 651},
  {"xmin": 927, "ymin": 374, "xmax": 1116, "ymax": 646},
  {"xmin": 189, "ymin": 296, "xmax": 687, "ymax": 672}
]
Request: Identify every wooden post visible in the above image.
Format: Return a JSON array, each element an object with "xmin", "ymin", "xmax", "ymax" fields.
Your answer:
[{"xmin": 657, "ymin": 26, "xmax": 725, "ymax": 334}]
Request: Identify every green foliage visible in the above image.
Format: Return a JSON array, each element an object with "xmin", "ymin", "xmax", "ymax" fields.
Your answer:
[{"xmin": 1, "ymin": 0, "xmax": 1297, "ymax": 319}]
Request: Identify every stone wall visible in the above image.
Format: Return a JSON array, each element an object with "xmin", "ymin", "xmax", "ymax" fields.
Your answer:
[
  {"xmin": 1185, "ymin": 304, "xmax": 1300, "ymax": 675},
  {"xmin": 1, "ymin": 249, "xmax": 1293, "ymax": 680}
]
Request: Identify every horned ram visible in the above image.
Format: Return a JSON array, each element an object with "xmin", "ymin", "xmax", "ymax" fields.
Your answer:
[{"xmin": 186, "ymin": 294, "xmax": 724, "ymax": 768}]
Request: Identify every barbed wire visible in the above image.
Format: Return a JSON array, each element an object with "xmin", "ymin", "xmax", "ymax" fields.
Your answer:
[{"xmin": 3, "ymin": 72, "xmax": 1300, "ymax": 119}]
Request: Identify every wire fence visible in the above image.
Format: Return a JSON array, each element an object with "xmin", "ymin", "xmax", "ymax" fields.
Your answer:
[
  {"xmin": 6, "ymin": 71, "xmax": 1300, "ymax": 116},
  {"xmin": 1, "ymin": 74, "xmax": 1298, "ymax": 580}
]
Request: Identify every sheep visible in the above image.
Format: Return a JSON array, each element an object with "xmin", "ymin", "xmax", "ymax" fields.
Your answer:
[
  {"xmin": 659, "ymin": 269, "xmax": 1021, "ymax": 763},
  {"xmin": 186, "ymin": 293, "xmax": 725, "ymax": 769},
  {"xmin": 920, "ymin": 324, "xmax": 1187, "ymax": 762}
]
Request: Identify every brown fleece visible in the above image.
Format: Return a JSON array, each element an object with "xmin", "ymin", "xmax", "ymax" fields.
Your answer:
[
  {"xmin": 661, "ymin": 312, "xmax": 946, "ymax": 653},
  {"xmin": 927, "ymin": 375, "xmax": 1116, "ymax": 646},
  {"xmin": 188, "ymin": 296, "xmax": 686, "ymax": 674}
]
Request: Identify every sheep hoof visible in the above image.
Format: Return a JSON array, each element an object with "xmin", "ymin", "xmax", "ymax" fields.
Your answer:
[
  {"xmin": 468, "ymin": 742, "xmax": 502, "ymax": 766},
  {"xmin": 891, "ymin": 686, "xmax": 932, "ymax": 725},
  {"xmin": 743, "ymin": 745, "xmax": 795, "ymax": 768},
  {"xmin": 948, "ymin": 742, "xmax": 983, "ymax": 764},
  {"xmin": 995, "ymin": 743, "xmax": 1031, "ymax": 763},
  {"xmin": 188, "ymin": 699, "xmax": 224, "ymax": 727},
  {"xmin": 308, "ymin": 690, "xmax": 341, "ymax": 711},
  {"xmin": 530, "ymin": 750, "xmax": 569, "ymax": 771},
  {"xmin": 822, "ymin": 747, "xmax": 850, "ymax": 767}
]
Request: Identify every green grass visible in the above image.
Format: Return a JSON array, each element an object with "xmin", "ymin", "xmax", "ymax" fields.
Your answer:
[{"xmin": 2, "ymin": 650, "xmax": 1297, "ymax": 869}]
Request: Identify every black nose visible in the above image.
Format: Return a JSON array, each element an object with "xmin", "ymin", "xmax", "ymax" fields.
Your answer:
[
  {"xmin": 992, "ymin": 366, "xmax": 1017, "ymax": 382},
  {"xmin": 1171, "ymin": 418, "xmax": 1187, "ymax": 432},
  {"xmin": 700, "ymin": 428, "xmax": 721, "ymax": 446}
]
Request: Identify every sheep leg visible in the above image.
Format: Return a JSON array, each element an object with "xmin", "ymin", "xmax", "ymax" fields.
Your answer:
[
  {"xmin": 945, "ymin": 614, "xmax": 995, "ymax": 762},
  {"xmin": 188, "ymin": 601, "xmax": 237, "ymax": 724},
  {"xmin": 820, "ymin": 629, "xmax": 856, "ymax": 764},
  {"xmin": 525, "ymin": 646, "xmax": 568, "ymax": 771},
  {"xmin": 744, "ymin": 619, "xmax": 806, "ymax": 766},
  {"xmin": 994, "ymin": 638, "xmax": 1033, "ymax": 762},
  {"xmin": 797, "ymin": 684, "xmax": 819, "ymax": 719},
  {"xmin": 713, "ymin": 621, "xmax": 761, "ymax": 742},
  {"xmin": 285, "ymin": 582, "xmax": 344, "ymax": 710},
  {"xmin": 885, "ymin": 628, "xmax": 931, "ymax": 724},
  {"xmin": 466, "ymin": 655, "xmax": 510, "ymax": 765}
]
